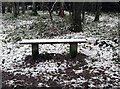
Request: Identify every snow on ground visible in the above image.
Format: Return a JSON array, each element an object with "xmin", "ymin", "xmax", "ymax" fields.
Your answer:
[{"xmin": 1, "ymin": 12, "xmax": 120, "ymax": 88}]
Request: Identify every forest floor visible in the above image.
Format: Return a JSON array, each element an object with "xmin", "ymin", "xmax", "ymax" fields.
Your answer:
[{"xmin": 1, "ymin": 11, "xmax": 120, "ymax": 88}]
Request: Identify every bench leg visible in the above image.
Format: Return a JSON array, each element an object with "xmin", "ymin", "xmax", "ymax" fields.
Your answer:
[
  {"xmin": 70, "ymin": 43, "xmax": 77, "ymax": 58},
  {"xmin": 32, "ymin": 44, "xmax": 39, "ymax": 60}
]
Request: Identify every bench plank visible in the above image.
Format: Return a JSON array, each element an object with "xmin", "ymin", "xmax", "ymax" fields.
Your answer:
[{"xmin": 19, "ymin": 39, "xmax": 87, "ymax": 44}]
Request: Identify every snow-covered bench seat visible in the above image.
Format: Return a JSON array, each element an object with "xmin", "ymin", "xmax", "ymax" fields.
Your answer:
[{"xmin": 19, "ymin": 39, "xmax": 87, "ymax": 60}]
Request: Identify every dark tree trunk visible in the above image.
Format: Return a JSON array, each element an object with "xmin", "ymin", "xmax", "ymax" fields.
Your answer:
[
  {"xmin": 22, "ymin": 2, "xmax": 25, "ymax": 14},
  {"xmin": 16, "ymin": 2, "xmax": 19, "ymax": 15},
  {"xmin": 7, "ymin": 3, "xmax": 12, "ymax": 13},
  {"xmin": 82, "ymin": 10, "xmax": 85, "ymax": 22},
  {"xmin": 94, "ymin": 2, "xmax": 102, "ymax": 21},
  {"xmin": 91, "ymin": 2, "xmax": 96, "ymax": 12},
  {"xmin": 81, "ymin": 2, "xmax": 85, "ymax": 22},
  {"xmin": 59, "ymin": 2, "xmax": 65, "ymax": 17},
  {"xmin": 13, "ymin": 2, "xmax": 18, "ymax": 17},
  {"xmin": 41, "ymin": 2, "xmax": 45, "ymax": 12},
  {"xmin": 25, "ymin": 3, "xmax": 27, "ymax": 11},
  {"xmin": 2, "ymin": 2, "xmax": 5, "ymax": 13},
  {"xmin": 70, "ymin": 2, "xmax": 83, "ymax": 32},
  {"xmin": 54, "ymin": 2, "xmax": 59, "ymax": 14},
  {"xmin": 32, "ymin": 2, "xmax": 38, "ymax": 16},
  {"xmin": 7, "ymin": 7, "xmax": 12, "ymax": 13}
]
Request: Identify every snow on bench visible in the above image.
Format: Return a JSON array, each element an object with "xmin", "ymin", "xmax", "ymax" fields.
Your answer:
[{"xmin": 19, "ymin": 39, "xmax": 87, "ymax": 60}]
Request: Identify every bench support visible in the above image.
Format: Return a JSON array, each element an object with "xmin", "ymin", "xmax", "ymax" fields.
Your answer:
[
  {"xmin": 32, "ymin": 44, "xmax": 39, "ymax": 60},
  {"xmin": 70, "ymin": 43, "xmax": 77, "ymax": 58}
]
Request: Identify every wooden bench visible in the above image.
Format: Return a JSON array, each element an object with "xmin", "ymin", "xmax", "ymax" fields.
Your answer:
[{"xmin": 19, "ymin": 39, "xmax": 87, "ymax": 60}]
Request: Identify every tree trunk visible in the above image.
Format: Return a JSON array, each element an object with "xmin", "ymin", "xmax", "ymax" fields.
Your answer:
[
  {"xmin": 82, "ymin": 10, "xmax": 85, "ymax": 22},
  {"xmin": 7, "ymin": 3, "xmax": 12, "ymax": 13},
  {"xmin": 70, "ymin": 2, "xmax": 83, "ymax": 32},
  {"xmin": 81, "ymin": 2, "xmax": 85, "ymax": 22},
  {"xmin": 41, "ymin": 2, "xmax": 45, "ymax": 13},
  {"xmin": 2, "ymin": 2, "xmax": 5, "ymax": 13},
  {"xmin": 16, "ymin": 2, "xmax": 19, "ymax": 15},
  {"xmin": 22, "ymin": 2, "xmax": 25, "ymax": 14},
  {"xmin": 59, "ymin": 2, "xmax": 65, "ymax": 17},
  {"xmin": 7, "ymin": 7, "xmax": 12, "ymax": 13},
  {"xmin": 25, "ymin": 3, "xmax": 27, "ymax": 11},
  {"xmin": 13, "ymin": 2, "xmax": 18, "ymax": 17},
  {"xmin": 94, "ymin": 2, "xmax": 102, "ymax": 21},
  {"xmin": 32, "ymin": 2, "xmax": 38, "ymax": 16}
]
